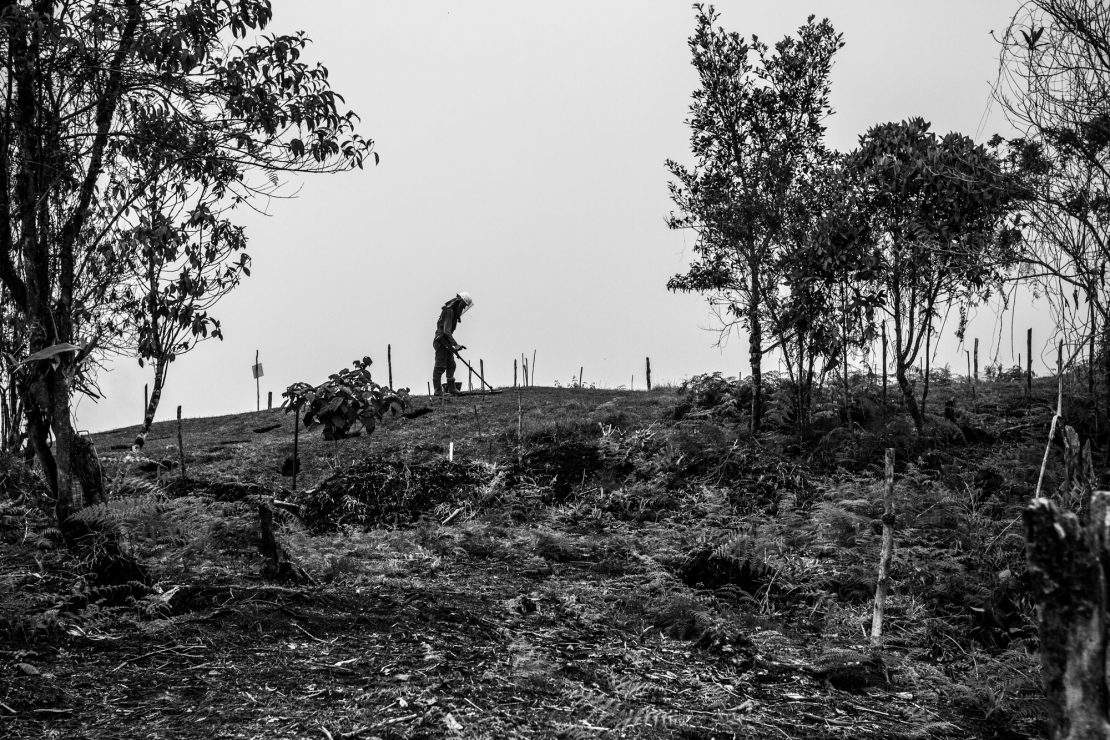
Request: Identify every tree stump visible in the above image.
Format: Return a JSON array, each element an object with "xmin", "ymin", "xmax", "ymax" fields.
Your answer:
[{"xmin": 1024, "ymin": 492, "xmax": 1110, "ymax": 740}]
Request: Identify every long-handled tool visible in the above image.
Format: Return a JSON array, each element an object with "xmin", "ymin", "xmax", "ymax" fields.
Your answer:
[{"xmin": 453, "ymin": 349, "xmax": 498, "ymax": 393}]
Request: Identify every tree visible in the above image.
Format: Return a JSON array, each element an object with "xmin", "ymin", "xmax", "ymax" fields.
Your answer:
[
  {"xmin": 846, "ymin": 119, "xmax": 1019, "ymax": 430},
  {"xmin": 122, "ymin": 164, "xmax": 251, "ymax": 451},
  {"xmin": 769, "ymin": 151, "xmax": 882, "ymax": 434},
  {"xmin": 667, "ymin": 5, "xmax": 843, "ymax": 433},
  {"xmin": 772, "ymin": 157, "xmax": 880, "ymax": 435},
  {"xmin": 996, "ymin": 0, "xmax": 1110, "ymax": 431},
  {"xmin": 0, "ymin": 1, "xmax": 373, "ymax": 544}
]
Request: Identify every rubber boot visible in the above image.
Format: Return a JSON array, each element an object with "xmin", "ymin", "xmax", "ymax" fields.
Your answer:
[{"xmin": 445, "ymin": 379, "xmax": 459, "ymax": 395}]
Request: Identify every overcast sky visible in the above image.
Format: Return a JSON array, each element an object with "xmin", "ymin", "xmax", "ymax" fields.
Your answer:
[{"xmin": 76, "ymin": 0, "xmax": 1039, "ymax": 433}]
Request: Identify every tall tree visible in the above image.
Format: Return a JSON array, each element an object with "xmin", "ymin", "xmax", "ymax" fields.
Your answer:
[
  {"xmin": 667, "ymin": 5, "xmax": 843, "ymax": 433},
  {"xmin": 996, "ymin": 0, "xmax": 1110, "ymax": 428},
  {"xmin": 846, "ymin": 119, "xmax": 1019, "ymax": 430},
  {"xmin": 0, "ymin": 1, "xmax": 373, "ymax": 542}
]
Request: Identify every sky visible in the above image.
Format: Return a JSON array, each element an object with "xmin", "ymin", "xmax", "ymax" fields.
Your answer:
[{"xmin": 74, "ymin": 0, "xmax": 1040, "ymax": 433}]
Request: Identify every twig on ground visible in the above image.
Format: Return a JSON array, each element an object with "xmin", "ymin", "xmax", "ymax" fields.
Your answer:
[{"xmin": 111, "ymin": 643, "xmax": 207, "ymax": 672}]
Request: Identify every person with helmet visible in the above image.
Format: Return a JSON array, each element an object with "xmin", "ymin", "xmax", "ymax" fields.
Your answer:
[{"xmin": 433, "ymin": 292, "xmax": 474, "ymax": 395}]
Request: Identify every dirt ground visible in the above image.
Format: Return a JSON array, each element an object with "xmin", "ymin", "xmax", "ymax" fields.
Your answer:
[{"xmin": 0, "ymin": 384, "xmax": 1049, "ymax": 738}]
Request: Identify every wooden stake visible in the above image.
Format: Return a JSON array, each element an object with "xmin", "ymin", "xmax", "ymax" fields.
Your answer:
[
  {"xmin": 468, "ymin": 365, "xmax": 473, "ymax": 391},
  {"xmin": 176, "ymin": 405, "xmax": 186, "ymax": 485},
  {"xmin": 973, "ymin": 337, "xmax": 979, "ymax": 382},
  {"xmin": 646, "ymin": 357, "xmax": 652, "ymax": 391},
  {"xmin": 881, "ymin": 323, "xmax": 887, "ymax": 412},
  {"xmin": 531, "ymin": 350, "xmax": 536, "ymax": 387},
  {"xmin": 514, "ymin": 359, "xmax": 518, "ymax": 388},
  {"xmin": 480, "ymin": 359, "xmax": 485, "ymax": 387},
  {"xmin": 427, "ymin": 381, "xmax": 432, "ymax": 396},
  {"xmin": 1027, "ymin": 328, "xmax": 1033, "ymax": 395},
  {"xmin": 267, "ymin": 391, "xmax": 272, "ymax": 410},
  {"xmin": 1035, "ymin": 342, "xmax": 1066, "ymax": 499},
  {"xmin": 871, "ymin": 448, "xmax": 896, "ymax": 648},
  {"xmin": 967, "ymin": 350, "xmax": 976, "ymax": 404},
  {"xmin": 388, "ymin": 344, "xmax": 393, "ymax": 389},
  {"xmin": 255, "ymin": 350, "xmax": 261, "ymax": 412},
  {"xmin": 144, "ymin": 384, "xmax": 149, "ymax": 422},
  {"xmin": 292, "ymin": 407, "xmax": 300, "ymax": 493},
  {"xmin": 579, "ymin": 367, "xmax": 583, "ymax": 387}
]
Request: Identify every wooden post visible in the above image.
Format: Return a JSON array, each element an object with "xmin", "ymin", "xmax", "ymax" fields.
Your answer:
[
  {"xmin": 1027, "ymin": 328, "xmax": 1033, "ymax": 395},
  {"xmin": 579, "ymin": 367, "xmax": 583, "ymax": 387},
  {"xmin": 292, "ymin": 407, "xmax": 300, "ymax": 493},
  {"xmin": 973, "ymin": 338, "xmax": 979, "ymax": 383},
  {"xmin": 255, "ymin": 350, "xmax": 261, "ymax": 411},
  {"xmin": 427, "ymin": 381, "xmax": 432, "ymax": 396},
  {"xmin": 881, "ymin": 323, "xmax": 887, "ymax": 411},
  {"xmin": 388, "ymin": 344, "xmax": 393, "ymax": 389},
  {"xmin": 531, "ymin": 350, "xmax": 536, "ymax": 387},
  {"xmin": 871, "ymin": 448, "xmax": 896, "ymax": 648},
  {"xmin": 1024, "ymin": 492, "xmax": 1110, "ymax": 739},
  {"xmin": 480, "ymin": 359, "xmax": 485, "ymax": 388},
  {"xmin": 514, "ymin": 359, "xmax": 518, "ymax": 388},
  {"xmin": 267, "ymin": 391, "xmax": 272, "ymax": 410},
  {"xmin": 176, "ymin": 405, "xmax": 186, "ymax": 485},
  {"xmin": 966, "ymin": 350, "xmax": 976, "ymax": 404},
  {"xmin": 468, "ymin": 365, "xmax": 473, "ymax": 391},
  {"xmin": 646, "ymin": 357, "xmax": 652, "ymax": 391},
  {"xmin": 523, "ymin": 357, "xmax": 529, "ymax": 387}
]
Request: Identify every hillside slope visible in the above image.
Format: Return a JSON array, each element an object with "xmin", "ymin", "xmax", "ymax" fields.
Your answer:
[{"xmin": 1, "ymin": 379, "xmax": 1062, "ymax": 738}]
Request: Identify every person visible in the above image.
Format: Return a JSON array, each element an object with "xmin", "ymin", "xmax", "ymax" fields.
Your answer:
[{"xmin": 433, "ymin": 292, "xmax": 473, "ymax": 395}]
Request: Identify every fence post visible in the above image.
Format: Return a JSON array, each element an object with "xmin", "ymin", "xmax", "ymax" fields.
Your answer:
[
  {"xmin": 267, "ymin": 391, "xmax": 272, "ymax": 410},
  {"xmin": 646, "ymin": 357, "xmax": 652, "ymax": 391},
  {"xmin": 144, "ymin": 384, "xmax": 149, "ymax": 422},
  {"xmin": 388, "ymin": 344, "xmax": 393, "ymax": 389},
  {"xmin": 514, "ymin": 359, "xmax": 518, "ymax": 388},
  {"xmin": 870, "ymin": 448, "xmax": 896, "ymax": 648},
  {"xmin": 1027, "ymin": 328, "xmax": 1033, "ymax": 395},
  {"xmin": 480, "ymin": 359, "xmax": 485, "ymax": 388},
  {"xmin": 292, "ymin": 407, "xmax": 300, "ymax": 493},
  {"xmin": 176, "ymin": 405, "xmax": 186, "ymax": 485},
  {"xmin": 973, "ymin": 337, "xmax": 979, "ymax": 383},
  {"xmin": 879, "ymin": 323, "xmax": 888, "ymax": 417}
]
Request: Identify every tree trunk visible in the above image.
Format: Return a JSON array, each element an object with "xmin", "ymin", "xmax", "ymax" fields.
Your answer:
[
  {"xmin": 896, "ymin": 363, "xmax": 924, "ymax": 431},
  {"xmin": 1024, "ymin": 493, "xmax": 1110, "ymax": 740},
  {"xmin": 921, "ymin": 322, "xmax": 932, "ymax": 419},
  {"xmin": 133, "ymin": 356, "xmax": 168, "ymax": 450},
  {"xmin": 748, "ymin": 273, "xmax": 763, "ymax": 434}
]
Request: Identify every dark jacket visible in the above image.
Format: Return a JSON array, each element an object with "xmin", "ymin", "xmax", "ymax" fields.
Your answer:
[{"xmin": 434, "ymin": 299, "xmax": 463, "ymax": 349}]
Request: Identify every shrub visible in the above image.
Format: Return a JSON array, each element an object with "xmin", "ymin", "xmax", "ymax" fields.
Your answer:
[{"xmin": 283, "ymin": 356, "xmax": 409, "ymax": 441}]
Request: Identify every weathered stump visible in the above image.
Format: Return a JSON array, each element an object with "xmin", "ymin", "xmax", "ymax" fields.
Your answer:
[{"xmin": 1024, "ymin": 492, "xmax": 1110, "ymax": 740}]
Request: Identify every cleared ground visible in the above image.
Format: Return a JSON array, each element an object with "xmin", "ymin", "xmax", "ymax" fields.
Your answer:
[{"xmin": 0, "ymin": 381, "xmax": 1051, "ymax": 738}]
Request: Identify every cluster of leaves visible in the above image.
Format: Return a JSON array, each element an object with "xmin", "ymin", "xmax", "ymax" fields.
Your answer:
[{"xmin": 283, "ymin": 357, "xmax": 409, "ymax": 441}]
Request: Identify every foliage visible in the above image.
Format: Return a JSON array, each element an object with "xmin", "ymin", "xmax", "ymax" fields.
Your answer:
[
  {"xmin": 0, "ymin": 0, "xmax": 375, "ymax": 533},
  {"xmin": 996, "ymin": 0, "xmax": 1110, "ymax": 435},
  {"xmin": 845, "ymin": 118, "xmax": 1021, "ymax": 428},
  {"xmin": 667, "ymin": 5, "xmax": 844, "ymax": 433},
  {"xmin": 283, "ymin": 357, "xmax": 409, "ymax": 441}
]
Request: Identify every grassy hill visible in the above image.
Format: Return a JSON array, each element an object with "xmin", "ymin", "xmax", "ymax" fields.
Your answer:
[{"xmin": 0, "ymin": 376, "xmax": 1069, "ymax": 738}]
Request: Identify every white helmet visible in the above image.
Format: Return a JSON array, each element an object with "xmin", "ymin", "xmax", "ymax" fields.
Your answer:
[{"xmin": 458, "ymin": 291, "xmax": 474, "ymax": 314}]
